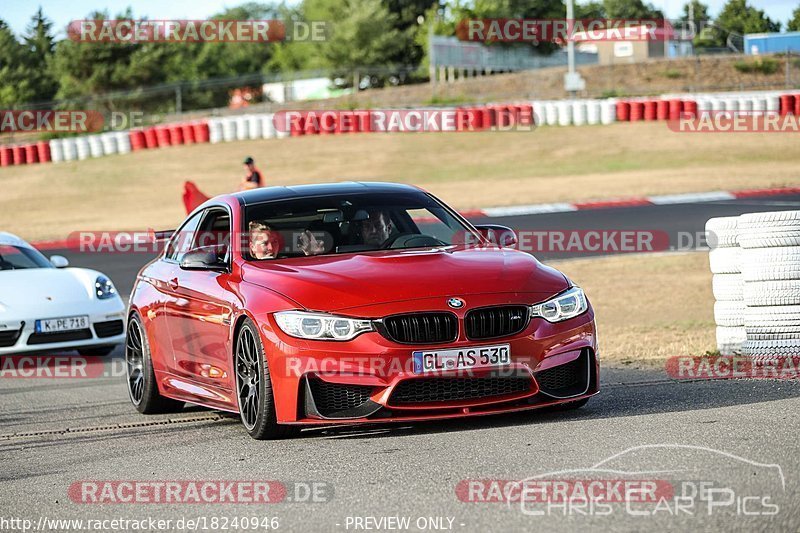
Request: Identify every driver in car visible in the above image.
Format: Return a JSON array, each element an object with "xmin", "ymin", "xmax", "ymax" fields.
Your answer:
[{"xmin": 361, "ymin": 209, "xmax": 394, "ymax": 247}]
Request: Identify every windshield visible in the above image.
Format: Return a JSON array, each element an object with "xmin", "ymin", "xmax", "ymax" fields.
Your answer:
[
  {"xmin": 0, "ymin": 245, "xmax": 54, "ymax": 270},
  {"xmin": 243, "ymin": 191, "xmax": 477, "ymax": 260}
]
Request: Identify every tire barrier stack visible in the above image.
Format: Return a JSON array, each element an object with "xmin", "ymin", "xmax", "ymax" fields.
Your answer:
[
  {"xmin": 664, "ymin": 90, "xmax": 800, "ymax": 116},
  {"xmin": 208, "ymin": 114, "xmax": 280, "ymax": 144},
  {"xmin": 707, "ymin": 216, "xmax": 745, "ymax": 355},
  {"xmin": 534, "ymin": 99, "xmax": 616, "ymax": 126},
  {"xmin": 2, "ymin": 89, "xmax": 799, "ymax": 168},
  {"xmin": 739, "ymin": 211, "xmax": 800, "ymax": 359}
]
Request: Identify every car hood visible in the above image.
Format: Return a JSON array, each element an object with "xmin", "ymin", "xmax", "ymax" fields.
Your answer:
[
  {"xmin": 241, "ymin": 247, "xmax": 569, "ymax": 312},
  {"xmin": 0, "ymin": 268, "xmax": 99, "ymax": 314}
]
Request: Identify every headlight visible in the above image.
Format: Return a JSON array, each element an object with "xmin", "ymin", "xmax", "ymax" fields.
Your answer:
[
  {"xmin": 530, "ymin": 287, "xmax": 588, "ymax": 323},
  {"xmin": 274, "ymin": 311, "xmax": 374, "ymax": 341},
  {"xmin": 95, "ymin": 275, "xmax": 117, "ymax": 300}
]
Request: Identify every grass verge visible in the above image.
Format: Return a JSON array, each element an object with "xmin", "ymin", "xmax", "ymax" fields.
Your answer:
[{"xmin": 553, "ymin": 251, "xmax": 715, "ymax": 367}]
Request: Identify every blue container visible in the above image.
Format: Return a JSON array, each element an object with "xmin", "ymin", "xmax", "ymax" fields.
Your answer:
[{"xmin": 745, "ymin": 32, "xmax": 800, "ymax": 54}]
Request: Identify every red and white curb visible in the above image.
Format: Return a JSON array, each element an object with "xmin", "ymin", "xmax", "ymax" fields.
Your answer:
[{"xmin": 474, "ymin": 186, "xmax": 800, "ymax": 218}]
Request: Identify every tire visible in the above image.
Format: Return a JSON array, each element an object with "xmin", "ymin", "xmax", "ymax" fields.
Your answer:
[
  {"xmin": 234, "ymin": 318, "xmax": 298, "ymax": 440},
  {"xmin": 716, "ymin": 326, "xmax": 745, "ymax": 355},
  {"xmin": 78, "ymin": 345, "xmax": 116, "ymax": 357},
  {"xmin": 745, "ymin": 305, "xmax": 800, "ymax": 328},
  {"xmin": 740, "ymin": 247, "xmax": 800, "ymax": 281},
  {"xmin": 746, "ymin": 325, "xmax": 800, "ymax": 335},
  {"xmin": 738, "ymin": 230, "xmax": 800, "ymax": 249},
  {"xmin": 738, "ymin": 210, "xmax": 800, "ymax": 229},
  {"xmin": 743, "ymin": 338, "xmax": 800, "ymax": 357},
  {"xmin": 742, "ymin": 264, "xmax": 800, "ymax": 282},
  {"xmin": 746, "ymin": 332, "xmax": 800, "ymax": 341},
  {"xmin": 709, "ymin": 248, "xmax": 740, "ymax": 274},
  {"xmin": 744, "ymin": 280, "xmax": 800, "ymax": 306},
  {"xmin": 714, "ymin": 301, "xmax": 745, "ymax": 327},
  {"xmin": 712, "ymin": 274, "xmax": 743, "ymax": 301},
  {"xmin": 705, "ymin": 216, "xmax": 739, "ymax": 248},
  {"xmin": 126, "ymin": 313, "xmax": 184, "ymax": 414}
]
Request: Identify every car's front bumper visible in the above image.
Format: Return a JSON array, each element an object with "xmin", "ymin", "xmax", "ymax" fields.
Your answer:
[
  {"xmin": 0, "ymin": 299, "xmax": 126, "ymax": 355},
  {"xmin": 259, "ymin": 304, "xmax": 599, "ymax": 425}
]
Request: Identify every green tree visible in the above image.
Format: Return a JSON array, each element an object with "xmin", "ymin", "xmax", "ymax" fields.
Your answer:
[
  {"xmin": 713, "ymin": 0, "xmax": 780, "ymax": 48},
  {"xmin": 575, "ymin": 1, "xmax": 606, "ymax": 19},
  {"xmin": 52, "ymin": 10, "xmax": 143, "ymax": 107},
  {"xmin": 266, "ymin": 3, "xmax": 326, "ymax": 73},
  {"xmin": 24, "ymin": 8, "xmax": 60, "ymax": 102},
  {"xmin": 788, "ymin": 5, "xmax": 800, "ymax": 32},
  {"xmin": 447, "ymin": 0, "xmax": 567, "ymax": 55},
  {"xmin": 603, "ymin": 0, "xmax": 663, "ymax": 19},
  {"xmin": 0, "ymin": 20, "xmax": 37, "ymax": 106},
  {"xmin": 383, "ymin": 0, "xmax": 439, "ymax": 67},
  {"xmin": 679, "ymin": 0, "xmax": 714, "ymax": 48},
  {"xmin": 680, "ymin": 0, "xmax": 710, "ymax": 29},
  {"xmin": 52, "ymin": 4, "xmax": 280, "ymax": 112},
  {"xmin": 315, "ymin": 0, "xmax": 406, "ymax": 86}
]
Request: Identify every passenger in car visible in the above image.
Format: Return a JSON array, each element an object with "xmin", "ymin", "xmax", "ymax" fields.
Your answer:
[
  {"xmin": 249, "ymin": 222, "xmax": 281, "ymax": 259},
  {"xmin": 297, "ymin": 229, "xmax": 326, "ymax": 256},
  {"xmin": 249, "ymin": 221, "xmax": 326, "ymax": 259}
]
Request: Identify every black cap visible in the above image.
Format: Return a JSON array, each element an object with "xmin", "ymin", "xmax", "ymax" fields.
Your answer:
[{"xmin": 243, "ymin": 156, "xmax": 254, "ymax": 164}]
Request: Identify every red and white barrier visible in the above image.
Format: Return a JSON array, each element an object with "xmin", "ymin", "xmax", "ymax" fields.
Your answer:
[{"xmin": 2, "ymin": 89, "xmax": 799, "ymax": 168}]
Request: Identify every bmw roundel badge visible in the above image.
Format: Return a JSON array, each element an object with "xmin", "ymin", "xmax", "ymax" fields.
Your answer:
[{"xmin": 447, "ymin": 297, "xmax": 465, "ymax": 309}]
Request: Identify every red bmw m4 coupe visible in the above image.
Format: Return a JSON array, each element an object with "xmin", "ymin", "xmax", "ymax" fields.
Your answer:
[{"xmin": 126, "ymin": 182, "xmax": 598, "ymax": 439}]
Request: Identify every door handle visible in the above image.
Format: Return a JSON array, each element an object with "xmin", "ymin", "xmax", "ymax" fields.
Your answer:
[{"xmin": 169, "ymin": 278, "xmax": 179, "ymax": 290}]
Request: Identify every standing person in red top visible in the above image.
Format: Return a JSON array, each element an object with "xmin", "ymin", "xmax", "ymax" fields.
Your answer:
[{"xmin": 239, "ymin": 156, "xmax": 263, "ymax": 191}]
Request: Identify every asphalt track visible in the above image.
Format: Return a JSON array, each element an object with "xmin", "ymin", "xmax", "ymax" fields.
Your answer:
[{"xmin": 3, "ymin": 193, "xmax": 800, "ymax": 532}]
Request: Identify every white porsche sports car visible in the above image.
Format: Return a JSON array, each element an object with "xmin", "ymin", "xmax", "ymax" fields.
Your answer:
[{"xmin": 0, "ymin": 232, "xmax": 125, "ymax": 356}]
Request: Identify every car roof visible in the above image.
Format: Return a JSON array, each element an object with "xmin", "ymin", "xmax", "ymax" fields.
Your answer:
[
  {"xmin": 232, "ymin": 181, "xmax": 424, "ymax": 206},
  {"xmin": 0, "ymin": 232, "xmax": 30, "ymax": 248}
]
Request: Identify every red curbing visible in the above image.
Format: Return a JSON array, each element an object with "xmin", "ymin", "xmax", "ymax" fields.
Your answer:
[{"xmin": 731, "ymin": 186, "xmax": 800, "ymax": 198}]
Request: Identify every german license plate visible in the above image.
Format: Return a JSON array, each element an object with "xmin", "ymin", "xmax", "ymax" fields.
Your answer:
[
  {"xmin": 412, "ymin": 344, "xmax": 510, "ymax": 374},
  {"xmin": 35, "ymin": 315, "xmax": 89, "ymax": 334}
]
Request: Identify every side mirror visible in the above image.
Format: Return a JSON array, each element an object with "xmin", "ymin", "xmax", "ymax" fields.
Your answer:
[
  {"xmin": 180, "ymin": 246, "xmax": 228, "ymax": 272},
  {"xmin": 474, "ymin": 225, "xmax": 518, "ymax": 248},
  {"xmin": 50, "ymin": 255, "xmax": 70, "ymax": 268}
]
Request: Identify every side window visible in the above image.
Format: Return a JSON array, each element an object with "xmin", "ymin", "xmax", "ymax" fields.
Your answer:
[
  {"xmin": 165, "ymin": 211, "xmax": 204, "ymax": 262},
  {"xmin": 193, "ymin": 209, "xmax": 231, "ymax": 261}
]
